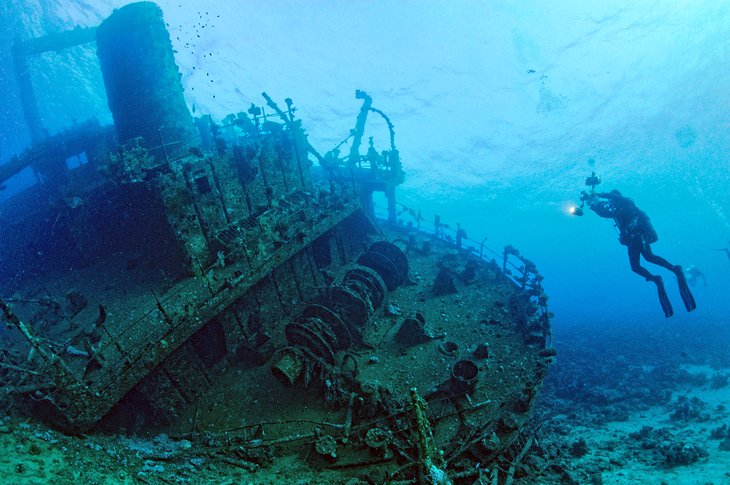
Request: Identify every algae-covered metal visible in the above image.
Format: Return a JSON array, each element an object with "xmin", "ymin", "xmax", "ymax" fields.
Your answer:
[{"xmin": 0, "ymin": 2, "xmax": 553, "ymax": 482}]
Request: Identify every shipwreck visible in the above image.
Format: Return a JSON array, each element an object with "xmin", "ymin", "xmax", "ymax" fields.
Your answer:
[{"xmin": 0, "ymin": 2, "xmax": 554, "ymax": 482}]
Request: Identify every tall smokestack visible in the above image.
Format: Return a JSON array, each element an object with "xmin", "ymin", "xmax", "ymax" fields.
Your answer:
[{"xmin": 96, "ymin": 1, "xmax": 195, "ymax": 161}]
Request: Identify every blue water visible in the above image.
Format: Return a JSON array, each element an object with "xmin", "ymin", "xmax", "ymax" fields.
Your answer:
[{"xmin": 1, "ymin": 1, "xmax": 729, "ymax": 482}]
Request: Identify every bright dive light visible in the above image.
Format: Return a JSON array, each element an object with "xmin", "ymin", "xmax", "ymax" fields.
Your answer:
[{"xmin": 568, "ymin": 205, "xmax": 583, "ymax": 216}]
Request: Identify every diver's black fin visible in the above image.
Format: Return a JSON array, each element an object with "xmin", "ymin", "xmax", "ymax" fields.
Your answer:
[
  {"xmin": 674, "ymin": 266, "xmax": 697, "ymax": 312},
  {"xmin": 654, "ymin": 276, "xmax": 673, "ymax": 318}
]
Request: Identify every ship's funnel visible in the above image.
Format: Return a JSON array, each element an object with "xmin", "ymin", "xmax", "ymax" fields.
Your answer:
[{"xmin": 96, "ymin": 1, "xmax": 196, "ymax": 160}]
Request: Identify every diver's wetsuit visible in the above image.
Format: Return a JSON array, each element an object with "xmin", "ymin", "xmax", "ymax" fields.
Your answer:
[{"xmin": 588, "ymin": 190, "xmax": 696, "ymax": 317}]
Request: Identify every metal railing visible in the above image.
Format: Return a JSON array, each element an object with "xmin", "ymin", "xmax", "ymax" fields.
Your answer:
[{"xmin": 372, "ymin": 199, "xmax": 552, "ymax": 348}]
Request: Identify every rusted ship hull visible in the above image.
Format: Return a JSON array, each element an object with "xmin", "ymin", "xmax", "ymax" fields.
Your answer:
[{"xmin": 0, "ymin": 2, "xmax": 553, "ymax": 482}]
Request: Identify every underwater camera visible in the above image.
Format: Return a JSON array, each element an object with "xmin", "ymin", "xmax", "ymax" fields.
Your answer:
[
  {"xmin": 585, "ymin": 171, "xmax": 601, "ymax": 188},
  {"xmin": 570, "ymin": 171, "xmax": 601, "ymax": 217}
]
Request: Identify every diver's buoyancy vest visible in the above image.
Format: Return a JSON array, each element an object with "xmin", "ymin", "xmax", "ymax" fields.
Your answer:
[{"xmin": 615, "ymin": 198, "xmax": 658, "ymax": 244}]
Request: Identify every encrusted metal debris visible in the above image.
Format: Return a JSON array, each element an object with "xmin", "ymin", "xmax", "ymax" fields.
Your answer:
[{"xmin": 0, "ymin": 2, "xmax": 554, "ymax": 482}]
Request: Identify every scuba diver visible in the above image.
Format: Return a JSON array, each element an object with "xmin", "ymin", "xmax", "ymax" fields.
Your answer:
[
  {"xmin": 572, "ymin": 173, "xmax": 696, "ymax": 318},
  {"xmin": 684, "ymin": 265, "xmax": 707, "ymax": 287},
  {"xmin": 714, "ymin": 240, "xmax": 730, "ymax": 260}
]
